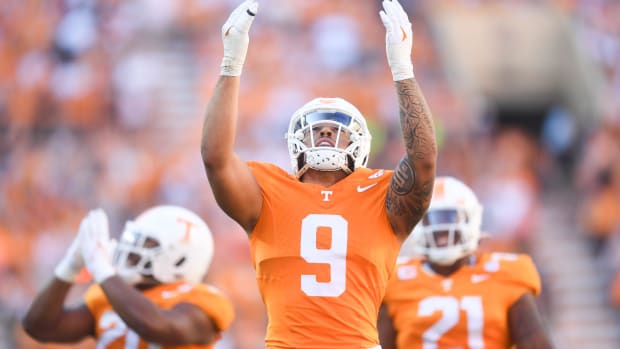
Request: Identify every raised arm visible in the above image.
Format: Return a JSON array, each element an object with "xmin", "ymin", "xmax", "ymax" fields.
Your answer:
[
  {"xmin": 100, "ymin": 277, "xmax": 217, "ymax": 345},
  {"xmin": 22, "ymin": 279, "xmax": 94, "ymax": 343},
  {"xmin": 22, "ymin": 222, "xmax": 94, "ymax": 343},
  {"xmin": 201, "ymin": 0, "xmax": 262, "ymax": 233},
  {"xmin": 380, "ymin": 0, "xmax": 437, "ymax": 240}
]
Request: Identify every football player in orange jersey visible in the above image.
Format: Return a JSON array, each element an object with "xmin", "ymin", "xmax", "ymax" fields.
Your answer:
[
  {"xmin": 378, "ymin": 177, "xmax": 555, "ymax": 349},
  {"xmin": 22, "ymin": 205, "xmax": 234, "ymax": 349},
  {"xmin": 201, "ymin": 0, "xmax": 436, "ymax": 348}
]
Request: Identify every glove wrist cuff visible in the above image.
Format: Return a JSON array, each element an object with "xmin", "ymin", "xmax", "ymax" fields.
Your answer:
[
  {"xmin": 220, "ymin": 66, "xmax": 243, "ymax": 76},
  {"xmin": 54, "ymin": 262, "xmax": 78, "ymax": 283},
  {"xmin": 391, "ymin": 63, "xmax": 415, "ymax": 81},
  {"xmin": 220, "ymin": 57, "xmax": 243, "ymax": 76},
  {"xmin": 92, "ymin": 263, "xmax": 116, "ymax": 284}
]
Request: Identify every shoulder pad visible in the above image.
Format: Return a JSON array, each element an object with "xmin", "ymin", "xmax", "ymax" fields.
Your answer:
[{"xmin": 480, "ymin": 252, "xmax": 541, "ymax": 295}]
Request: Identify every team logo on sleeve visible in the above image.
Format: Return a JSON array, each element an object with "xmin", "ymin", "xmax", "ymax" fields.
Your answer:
[
  {"xmin": 368, "ymin": 170, "xmax": 385, "ymax": 179},
  {"xmin": 357, "ymin": 183, "xmax": 377, "ymax": 193}
]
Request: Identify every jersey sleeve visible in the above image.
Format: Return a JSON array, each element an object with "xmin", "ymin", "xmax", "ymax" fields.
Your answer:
[
  {"xmin": 247, "ymin": 161, "xmax": 292, "ymax": 192},
  {"xmin": 246, "ymin": 161, "xmax": 294, "ymax": 241},
  {"xmin": 83, "ymin": 284, "xmax": 106, "ymax": 318},
  {"xmin": 383, "ymin": 258, "xmax": 419, "ymax": 304},
  {"xmin": 185, "ymin": 284, "xmax": 235, "ymax": 332},
  {"xmin": 487, "ymin": 253, "xmax": 542, "ymax": 304}
]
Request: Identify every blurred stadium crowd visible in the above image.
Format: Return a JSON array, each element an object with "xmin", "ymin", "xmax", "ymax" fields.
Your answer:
[{"xmin": 0, "ymin": 0, "xmax": 619, "ymax": 348}]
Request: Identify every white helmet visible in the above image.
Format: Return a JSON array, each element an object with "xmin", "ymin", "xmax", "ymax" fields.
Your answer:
[
  {"xmin": 409, "ymin": 177, "xmax": 483, "ymax": 265},
  {"xmin": 285, "ymin": 97, "xmax": 371, "ymax": 177},
  {"xmin": 113, "ymin": 205, "xmax": 214, "ymax": 285}
]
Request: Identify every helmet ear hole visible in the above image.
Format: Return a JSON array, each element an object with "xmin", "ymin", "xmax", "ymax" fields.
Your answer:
[
  {"xmin": 295, "ymin": 130, "xmax": 304, "ymax": 140},
  {"xmin": 175, "ymin": 257, "xmax": 186, "ymax": 267}
]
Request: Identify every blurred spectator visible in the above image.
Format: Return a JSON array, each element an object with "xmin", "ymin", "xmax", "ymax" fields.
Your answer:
[
  {"xmin": 475, "ymin": 128, "xmax": 542, "ymax": 253},
  {"xmin": 575, "ymin": 124, "xmax": 620, "ymax": 256}
]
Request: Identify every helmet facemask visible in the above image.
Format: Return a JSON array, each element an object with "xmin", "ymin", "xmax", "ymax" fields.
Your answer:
[
  {"xmin": 414, "ymin": 208, "xmax": 478, "ymax": 265},
  {"xmin": 113, "ymin": 224, "xmax": 160, "ymax": 286},
  {"xmin": 408, "ymin": 177, "xmax": 483, "ymax": 265},
  {"xmin": 286, "ymin": 98, "xmax": 371, "ymax": 177}
]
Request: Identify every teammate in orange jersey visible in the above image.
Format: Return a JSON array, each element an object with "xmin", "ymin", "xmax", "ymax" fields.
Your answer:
[
  {"xmin": 378, "ymin": 177, "xmax": 555, "ymax": 349},
  {"xmin": 201, "ymin": 0, "xmax": 436, "ymax": 347},
  {"xmin": 22, "ymin": 206, "xmax": 234, "ymax": 349}
]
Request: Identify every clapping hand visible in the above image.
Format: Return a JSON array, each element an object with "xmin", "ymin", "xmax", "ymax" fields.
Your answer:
[
  {"xmin": 53, "ymin": 222, "xmax": 86, "ymax": 283},
  {"xmin": 78, "ymin": 209, "xmax": 117, "ymax": 283}
]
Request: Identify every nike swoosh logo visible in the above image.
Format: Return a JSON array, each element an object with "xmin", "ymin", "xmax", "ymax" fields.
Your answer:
[
  {"xmin": 161, "ymin": 290, "xmax": 181, "ymax": 299},
  {"xmin": 400, "ymin": 27, "xmax": 407, "ymax": 41},
  {"xmin": 357, "ymin": 183, "xmax": 377, "ymax": 192},
  {"xmin": 225, "ymin": 26, "xmax": 232, "ymax": 37},
  {"xmin": 471, "ymin": 274, "xmax": 489, "ymax": 284}
]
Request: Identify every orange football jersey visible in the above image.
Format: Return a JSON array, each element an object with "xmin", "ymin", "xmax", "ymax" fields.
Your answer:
[
  {"xmin": 248, "ymin": 162, "xmax": 401, "ymax": 348},
  {"xmin": 383, "ymin": 252, "xmax": 541, "ymax": 349},
  {"xmin": 84, "ymin": 281, "xmax": 234, "ymax": 349}
]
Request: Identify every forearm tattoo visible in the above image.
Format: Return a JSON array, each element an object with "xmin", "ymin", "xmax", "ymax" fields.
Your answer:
[
  {"xmin": 387, "ymin": 79, "xmax": 436, "ymax": 224},
  {"xmin": 398, "ymin": 79, "xmax": 435, "ymax": 170}
]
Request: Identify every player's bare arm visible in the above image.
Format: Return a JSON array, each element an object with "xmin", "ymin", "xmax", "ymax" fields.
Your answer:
[
  {"xmin": 380, "ymin": 0, "xmax": 436, "ymax": 239},
  {"xmin": 22, "ymin": 279, "xmax": 94, "ymax": 342},
  {"xmin": 387, "ymin": 78, "xmax": 436, "ymax": 238},
  {"xmin": 201, "ymin": 77, "xmax": 262, "ymax": 232},
  {"xmin": 22, "ymin": 218, "xmax": 95, "ymax": 342},
  {"xmin": 377, "ymin": 303, "xmax": 397, "ymax": 349},
  {"xmin": 508, "ymin": 292, "xmax": 555, "ymax": 349},
  {"xmin": 201, "ymin": 0, "xmax": 262, "ymax": 233},
  {"xmin": 100, "ymin": 277, "xmax": 215, "ymax": 345}
]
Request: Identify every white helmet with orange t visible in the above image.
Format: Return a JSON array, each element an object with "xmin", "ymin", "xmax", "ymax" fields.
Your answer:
[
  {"xmin": 408, "ymin": 176, "xmax": 483, "ymax": 265},
  {"xmin": 113, "ymin": 205, "xmax": 214, "ymax": 285},
  {"xmin": 285, "ymin": 97, "xmax": 372, "ymax": 177}
]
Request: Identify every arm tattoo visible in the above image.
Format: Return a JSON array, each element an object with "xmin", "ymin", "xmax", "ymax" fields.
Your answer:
[
  {"xmin": 387, "ymin": 172, "xmax": 433, "ymax": 218},
  {"xmin": 397, "ymin": 79, "xmax": 435, "ymax": 164},
  {"xmin": 387, "ymin": 79, "xmax": 437, "ymax": 231},
  {"xmin": 392, "ymin": 160, "xmax": 415, "ymax": 195}
]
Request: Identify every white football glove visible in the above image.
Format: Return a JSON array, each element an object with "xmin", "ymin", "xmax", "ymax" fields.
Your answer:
[
  {"xmin": 220, "ymin": 0, "xmax": 259, "ymax": 76},
  {"xmin": 53, "ymin": 228, "xmax": 84, "ymax": 283},
  {"xmin": 380, "ymin": 0, "xmax": 414, "ymax": 81},
  {"xmin": 79, "ymin": 209, "xmax": 117, "ymax": 283}
]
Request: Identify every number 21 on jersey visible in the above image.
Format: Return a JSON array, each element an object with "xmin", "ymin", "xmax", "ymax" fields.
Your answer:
[
  {"xmin": 299, "ymin": 214, "xmax": 348, "ymax": 297},
  {"xmin": 98, "ymin": 311, "xmax": 161, "ymax": 349},
  {"xmin": 419, "ymin": 296, "xmax": 484, "ymax": 349}
]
